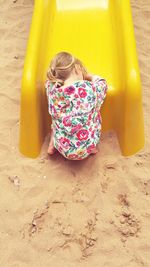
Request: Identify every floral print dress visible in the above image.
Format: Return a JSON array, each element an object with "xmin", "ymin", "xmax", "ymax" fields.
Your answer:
[{"xmin": 45, "ymin": 76, "xmax": 107, "ymax": 160}]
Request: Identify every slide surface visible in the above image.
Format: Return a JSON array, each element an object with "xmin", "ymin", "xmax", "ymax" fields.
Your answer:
[{"xmin": 20, "ymin": 0, "xmax": 144, "ymax": 158}]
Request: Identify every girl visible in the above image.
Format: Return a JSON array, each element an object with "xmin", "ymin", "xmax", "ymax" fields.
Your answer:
[{"xmin": 45, "ymin": 52, "xmax": 107, "ymax": 160}]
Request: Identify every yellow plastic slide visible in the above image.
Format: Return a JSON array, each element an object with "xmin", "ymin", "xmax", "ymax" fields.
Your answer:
[{"xmin": 20, "ymin": 0, "xmax": 144, "ymax": 158}]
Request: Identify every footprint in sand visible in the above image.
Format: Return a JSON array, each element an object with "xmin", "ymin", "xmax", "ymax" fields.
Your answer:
[{"xmin": 100, "ymin": 162, "xmax": 118, "ymax": 193}]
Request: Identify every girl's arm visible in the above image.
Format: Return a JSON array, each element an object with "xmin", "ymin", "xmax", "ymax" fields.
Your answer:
[
  {"xmin": 88, "ymin": 75, "xmax": 108, "ymax": 108},
  {"xmin": 45, "ymin": 80, "xmax": 52, "ymax": 97},
  {"xmin": 45, "ymin": 80, "xmax": 55, "ymax": 116},
  {"xmin": 45, "ymin": 80, "xmax": 70, "ymax": 119}
]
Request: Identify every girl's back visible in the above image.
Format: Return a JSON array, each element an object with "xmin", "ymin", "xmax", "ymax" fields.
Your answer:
[{"xmin": 46, "ymin": 70, "xmax": 107, "ymax": 160}]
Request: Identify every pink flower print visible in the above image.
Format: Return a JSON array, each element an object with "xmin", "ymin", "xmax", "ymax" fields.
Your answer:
[
  {"xmin": 76, "ymin": 129, "xmax": 89, "ymax": 141},
  {"xmin": 82, "ymin": 83, "xmax": 86, "ymax": 88},
  {"xmin": 57, "ymin": 145, "xmax": 63, "ymax": 153},
  {"xmin": 50, "ymin": 105, "xmax": 57, "ymax": 116},
  {"xmin": 68, "ymin": 154, "xmax": 79, "ymax": 160},
  {"xmin": 94, "ymin": 114, "xmax": 100, "ymax": 123},
  {"xmin": 58, "ymin": 88, "xmax": 62, "ymax": 92},
  {"xmin": 64, "ymin": 86, "xmax": 75, "ymax": 95},
  {"xmin": 76, "ymin": 141, "xmax": 81, "ymax": 147},
  {"xmin": 92, "ymin": 84, "xmax": 96, "ymax": 92},
  {"xmin": 88, "ymin": 113, "xmax": 92, "ymax": 120},
  {"xmin": 75, "ymin": 94, "xmax": 79, "ymax": 98},
  {"xmin": 91, "ymin": 130, "xmax": 95, "ymax": 138},
  {"xmin": 62, "ymin": 116, "xmax": 72, "ymax": 127},
  {"xmin": 78, "ymin": 87, "xmax": 87, "ymax": 98},
  {"xmin": 87, "ymin": 144, "xmax": 96, "ymax": 154},
  {"xmin": 59, "ymin": 137, "xmax": 70, "ymax": 149},
  {"xmin": 77, "ymin": 100, "xmax": 81, "ymax": 106},
  {"xmin": 96, "ymin": 113, "xmax": 100, "ymax": 122},
  {"xmin": 71, "ymin": 124, "xmax": 82, "ymax": 134}
]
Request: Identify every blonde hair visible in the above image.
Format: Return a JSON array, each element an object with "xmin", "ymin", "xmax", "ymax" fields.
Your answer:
[{"xmin": 47, "ymin": 52, "xmax": 87, "ymax": 86}]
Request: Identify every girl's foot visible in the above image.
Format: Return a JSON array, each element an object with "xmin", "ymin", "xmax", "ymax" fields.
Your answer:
[
  {"xmin": 91, "ymin": 147, "xmax": 98, "ymax": 154},
  {"xmin": 47, "ymin": 144, "xmax": 56, "ymax": 155},
  {"xmin": 47, "ymin": 129, "xmax": 56, "ymax": 155}
]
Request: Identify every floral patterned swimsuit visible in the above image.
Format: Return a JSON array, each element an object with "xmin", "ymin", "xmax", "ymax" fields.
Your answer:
[{"xmin": 45, "ymin": 76, "xmax": 107, "ymax": 160}]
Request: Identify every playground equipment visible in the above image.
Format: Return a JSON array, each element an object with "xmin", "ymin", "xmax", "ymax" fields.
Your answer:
[{"xmin": 20, "ymin": 0, "xmax": 144, "ymax": 158}]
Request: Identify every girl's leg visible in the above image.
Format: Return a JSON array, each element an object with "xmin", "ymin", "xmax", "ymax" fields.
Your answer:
[{"xmin": 47, "ymin": 129, "xmax": 56, "ymax": 155}]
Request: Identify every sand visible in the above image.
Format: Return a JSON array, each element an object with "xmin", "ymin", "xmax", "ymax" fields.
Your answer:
[{"xmin": 0, "ymin": 0, "xmax": 150, "ymax": 266}]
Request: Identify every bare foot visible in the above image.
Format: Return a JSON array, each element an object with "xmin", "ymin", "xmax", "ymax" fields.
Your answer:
[
  {"xmin": 90, "ymin": 148, "xmax": 98, "ymax": 155},
  {"xmin": 47, "ymin": 130, "xmax": 56, "ymax": 155},
  {"xmin": 47, "ymin": 144, "xmax": 56, "ymax": 155}
]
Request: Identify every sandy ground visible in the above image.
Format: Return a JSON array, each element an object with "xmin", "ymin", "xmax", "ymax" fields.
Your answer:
[{"xmin": 0, "ymin": 0, "xmax": 150, "ymax": 266}]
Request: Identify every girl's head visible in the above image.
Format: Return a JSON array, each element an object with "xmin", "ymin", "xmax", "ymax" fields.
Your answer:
[{"xmin": 47, "ymin": 52, "xmax": 87, "ymax": 86}]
